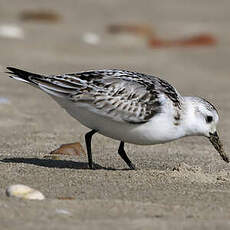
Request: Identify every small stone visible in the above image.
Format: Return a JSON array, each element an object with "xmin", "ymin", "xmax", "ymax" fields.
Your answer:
[
  {"xmin": 6, "ymin": 184, "xmax": 45, "ymax": 200},
  {"xmin": 0, "ymin": 24, "xmax": 24, "ymax": 39},
  {"xmin": 173, "ymin": 162, "xmax": 201, "ymax": 173},
  {"xmin": 107, "ymin": 24, "xmax": 154, "ymax": 37},
  {"xmin": 82, "ymin": 33, "xmax": 100, "ymax": 45},
  {"xmin": 19, "ymin": 10, "xmax": 61, "ymax": 23},
  {"xmin": 217, "ymin": 176, "xmax": 230, "ymax": 182},
  {"xmin": 56, "ymin": 209, "xmax": 71, "ymax": 215},
  {"xmin": 57, "ymin": 197, "xmax": 75, "ymax": 200}
]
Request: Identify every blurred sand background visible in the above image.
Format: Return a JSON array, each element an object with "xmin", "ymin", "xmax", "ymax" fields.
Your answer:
[{"xmin": 0, "ymin": 0, "xmax": 230, "ymax": 229}]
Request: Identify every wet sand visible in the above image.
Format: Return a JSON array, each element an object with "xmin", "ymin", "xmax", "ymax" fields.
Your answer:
[{"xmin": 0, "ymin": 0, "xmax": 230, "ymax": 229}]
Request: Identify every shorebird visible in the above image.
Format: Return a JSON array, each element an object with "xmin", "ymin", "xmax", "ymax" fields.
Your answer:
[{"xmin": 6, "ymin": 67, "xmax": 229, "ymax": 169}]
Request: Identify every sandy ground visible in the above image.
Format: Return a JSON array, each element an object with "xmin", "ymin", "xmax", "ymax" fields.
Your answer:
[{"xmin": 1, "ymin": 0, "xmax": 230, "ymax": 229}]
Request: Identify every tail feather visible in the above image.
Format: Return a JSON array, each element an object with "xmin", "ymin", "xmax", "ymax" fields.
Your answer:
[
  {"xmin": 6, "ymin": 67, "xmax": 42, "ymax": 84},
  {"xmin": 6, "ymin": 67, "xmax": 74, "ymax": 98}
]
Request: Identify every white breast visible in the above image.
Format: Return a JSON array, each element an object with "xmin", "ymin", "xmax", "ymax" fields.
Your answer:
[{"xmin": 52, "ymin": 96, "xmax": 185, "ymax": 145}]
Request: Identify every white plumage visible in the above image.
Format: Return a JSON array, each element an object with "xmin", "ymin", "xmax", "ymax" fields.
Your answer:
[{"xmin": 6, "ymin": 67, "xmax": 228, "ymax": 169}]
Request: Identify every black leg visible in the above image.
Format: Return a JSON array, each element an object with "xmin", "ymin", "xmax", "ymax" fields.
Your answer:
[
  {"xmin": 118, "ymin": 141, "xmax": 136, "ymax": 170},
  {"xmin": 85, "ymin": 129, "xmax": 97, "ymax": 169}
]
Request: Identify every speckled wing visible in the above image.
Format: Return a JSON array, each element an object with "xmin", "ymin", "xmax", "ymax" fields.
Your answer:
[
  {"xmin": 71, "ymin": 76, "xmax": 163, "ymax": 123},
  {"xmin": 7, "ymin": 68, "xmax": 181, "ymax": 124}
]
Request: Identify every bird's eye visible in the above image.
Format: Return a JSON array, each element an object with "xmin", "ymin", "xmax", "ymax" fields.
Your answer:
[{"xmin": 206, "ymin": 116, "xmax": 213, "ymax": 123}]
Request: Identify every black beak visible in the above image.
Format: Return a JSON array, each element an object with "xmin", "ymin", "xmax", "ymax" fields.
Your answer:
[{"xmin": 209, "ymin": 131, "xmax": 229, "ymax": 163}]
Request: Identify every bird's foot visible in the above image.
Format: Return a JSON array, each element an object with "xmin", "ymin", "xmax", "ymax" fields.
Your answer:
[
  {"xmin": 129, "ymin": 163, "xmax": 136, "ymax": 170},
  {"xmin": 88, "ymin": 162, "xmax": 96, "ymax": 170}
]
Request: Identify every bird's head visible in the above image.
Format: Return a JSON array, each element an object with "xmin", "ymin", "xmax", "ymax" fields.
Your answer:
[{"xmin": 184, "ymin": 97, "xmax": 229, "ymax": 163}]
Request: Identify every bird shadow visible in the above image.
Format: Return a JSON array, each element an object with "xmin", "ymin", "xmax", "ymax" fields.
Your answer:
[{"xmin": 0, "ymin": 157, "xmax": 130, "ymax": 171}]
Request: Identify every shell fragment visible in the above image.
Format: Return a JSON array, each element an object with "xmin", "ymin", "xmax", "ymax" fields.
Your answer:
[{"xmin": 6, "ymin": 184, "xmax": 45, "ymax": 200}]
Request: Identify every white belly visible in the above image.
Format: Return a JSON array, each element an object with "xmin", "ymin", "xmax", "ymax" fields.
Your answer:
[{"xmin": 53, "ymin": 97, "xmax": 184, "ymax": 145}]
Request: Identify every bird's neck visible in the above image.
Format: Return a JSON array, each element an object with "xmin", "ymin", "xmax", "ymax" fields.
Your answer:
[{"xmin": 181, "ymin": 96, "xmax": 203, "ymax": 137}]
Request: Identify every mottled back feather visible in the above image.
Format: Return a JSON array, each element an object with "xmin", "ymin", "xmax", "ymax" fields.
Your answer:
[{"xmin": 7, "ymin": 68, "xmax": 182, "ymax": 124}]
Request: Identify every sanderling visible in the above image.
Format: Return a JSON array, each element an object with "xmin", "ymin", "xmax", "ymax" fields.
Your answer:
[{"xmin": 6, "ymin": 67, "xmax": 229, "ymax": 169}]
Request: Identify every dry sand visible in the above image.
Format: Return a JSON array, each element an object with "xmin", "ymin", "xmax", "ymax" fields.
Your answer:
[{"xmin": 0, "ymin": 0, "xmax": 230, "ymax": 229}]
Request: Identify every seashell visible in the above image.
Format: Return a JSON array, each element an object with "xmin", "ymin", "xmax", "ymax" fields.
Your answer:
[
  {"xmin": 50, "ymin": 142, "xmax": 86, "ymax": 156},
  {"xmin": 19, "ymin": 10, "xmax": 61, "ymax": 23},
  {"xmin": 148, "ymin": 34, "xmax": 216, "ymax": 48},
  {"xmin": 6, "ymin": 184, "xmax": 45, "ymax": 200},
  {"xmin": 0, "ymin": 24, "xmax": 24, "ymax": 39}
]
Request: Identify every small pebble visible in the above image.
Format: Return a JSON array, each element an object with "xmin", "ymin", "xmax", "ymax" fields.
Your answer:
[
  {"xmin": 107, "ymin": 24, "xmax": 154, "ymax": 37},
  {"xmin": 82, "ymin": 33, "xmax": 100, "ymax": 45},
  {"xmin": 6, "ymin": 184, "xmax": 45, "ymax": 200},
  {"xmin": 216, "ymin": 175, "xmax": 230, "ymax": 182},
  {"xmin": 19, "ymin": 10, "xmax": 61, "ymax": 23},
  {"xmin": 57, "ymin": 197, "xmax": 75, "ymax": 200},
  {"xmin": 56, "ymin": 209, "xmax": 71, "ymax": 215},
  {"xmin": 173, "ymin": 162, "xmax": 201, "ymax": 173}
]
